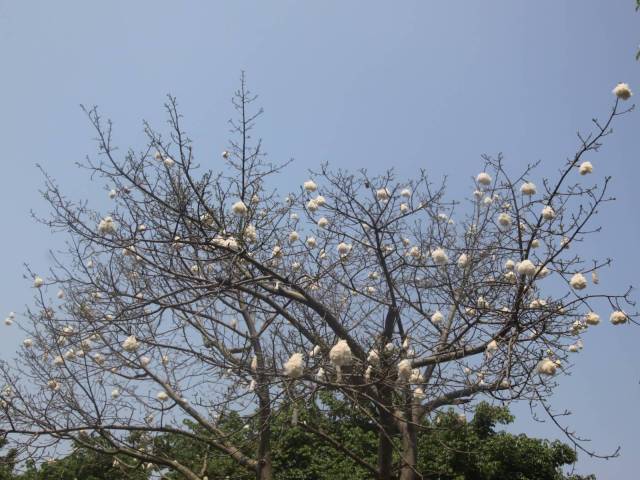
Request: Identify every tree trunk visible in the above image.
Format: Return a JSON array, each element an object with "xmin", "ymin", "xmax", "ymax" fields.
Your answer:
[{"xmin": 399, "ymin": 417, "xmax": 418, "ymax": 480}]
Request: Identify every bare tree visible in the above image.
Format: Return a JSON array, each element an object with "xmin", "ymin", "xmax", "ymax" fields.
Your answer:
[{"xmin": 0, "ymin": 76, "xmax": 636, "ymax": 480}]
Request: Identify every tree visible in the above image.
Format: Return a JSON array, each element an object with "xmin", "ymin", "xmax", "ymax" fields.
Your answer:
[
  {"xmin": 2, "ymin": 401, "xmax": 595, "ymax": 480},
  {"xmin": 0, "ymin": 74, "xmax": 635, "ymax": 480}
]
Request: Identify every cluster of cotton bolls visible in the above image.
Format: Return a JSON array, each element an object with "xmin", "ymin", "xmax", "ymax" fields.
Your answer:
[
  {"xmin": 97, "ymin": 216, "xmax": 116, "ymax": 235},
  {"xmin": 4, "ymin": 311, "xmax": 15, "ymax": 326},
  {"xmin": 329, "ymin": 339, "xmax": 352, "ymax": 381}
]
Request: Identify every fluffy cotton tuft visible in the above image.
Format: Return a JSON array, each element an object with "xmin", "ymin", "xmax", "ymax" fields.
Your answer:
[
  {"xmin": 400, "ymin": 203, "xmax": 409, "ymax": 214},
  {"xmin": 376, "ymin": 188, "xmax": 391, "ymax": 201},
  {"xmin": 317, "ymin": 217, "xmax": 329, "ymax": 229},
  {"xmin": 497, "ymin": 213, "xmax": 512, "ymax": 228},
  {"xmin": 413, "ymin": 387, "xmax": 426, "ymax": 400},
  {"xmin": 516, "ymin": 259, "xmax": 536, "ymax": 277},
  {"xmin": 541, "ymin": 206, "xmax": 555, "ymax": 221},
  {"xmin": 288, "ymin": 231, "xmax": 299, "ymax": 243},
  {"xmin": 108, "ymin": 189, "xmax": 117, "ymax": 199},
  {"xmin": 431, "ymin": 248, "xmax": 448, "ymax": 265},
  {"xmin": 485, "ymin": 340, "xmax": 498, "ymax": 355},
  {"xmin": 98, "ymin": 216, "xmax": 116, "ymax": 235},
  {"xmin": 504, "ymin": 259, "xmax": 515, "ymax": 271},
  {"xmin": 33, "ymin": 276, "xmax": 44, "ymax": 288},
  {"xmin": 569, "ymin": 273, "xmax": 587, "ymax": 290},
  {"xmin": 457, "ymin": 253, "xmax": 469, "ymax": 268},
  {"xmin": 122, "ymin": 335, "xmax": 139, "ymax": 352},
  {"xmin": 585, "ymin": 312, "xmax": 600, "ymax": 326},
  {"xmin": 23, "ymin": 338, "xmax": 33, "ymax": 348},
  {"xmin": 612, "ymin": 82, "xmax": 632, "ymax": 100},
  {"xmin": 329, "ymin": 340, "xmax": 352, "ymax": 367},
  {"xmin": 367, "ymin": 349, "xmax": 380, "ymax": 365},
  {"xmin": 537, "ymin": 358, "xmax": 558, "ymax": 376},
  {"xmin": 163, "ymin": 157, "xmax": 175, "ymax": 168},
  {"xmin": 111, "ymin": 388, "xmax": 120, "ymax": 399},
  {"xmin": 397, "ymin": 359, "xmax": 412, "ymax": 382},
  {"xmin": 306, "ymin": 237, "xmax": 317, "ymax": 248},
  {"xmin": 303, "ymin": 180, "xmax": 317, "ymax": 192},
  {"xmin": 520, "ymin": 182, "xmax": 537, "ymax": 195},
  {"xmin": 231, "ymin": 201, "xmax": 248, "ymax": 216},
  {"xmin": 337, "ymin": 242, "xmax": 352, "ymax": 257},
  {"xmin": 283, "ymin": 353, "xmax": 304, "ymax": 378},
  {"xmin": 431, "ymin": 310, "xmax": 444, "ymax": 324},
  {"xmin": 610, "ymin": 310, "xmax": 628, "ymax": 325},
  {"xmin": 400, "ymin": 188, "xmax": 412, "ymax": 198},
  {"xmin": 315, "ymin": 195, "xmax": 326, "ymax": 206},
  {"xmin": 157, "ymin": 391, "xmax": 169, "ymax": 402},
  {"xmin": 579, "ymin": 161, "xmax": 593, "ymax": 175},
  {"xmin": 476, "ymin": 172, "xmax": 492, "ymax": 186}
]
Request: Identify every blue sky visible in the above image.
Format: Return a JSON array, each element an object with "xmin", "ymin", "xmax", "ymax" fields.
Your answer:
[{"xmin": 0, "ymin": 1, "xmax": 638, "ymax": 477}]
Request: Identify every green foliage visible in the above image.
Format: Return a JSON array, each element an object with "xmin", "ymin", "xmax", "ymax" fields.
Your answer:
[{"xmin": 1, "ymin": 401, "xmax": 594, "ymax": 480}]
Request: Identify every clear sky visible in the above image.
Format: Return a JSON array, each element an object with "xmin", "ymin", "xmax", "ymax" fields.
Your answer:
[{"xmin": 0, "ymin": 1, "xmax": 638, "ymax": 477}]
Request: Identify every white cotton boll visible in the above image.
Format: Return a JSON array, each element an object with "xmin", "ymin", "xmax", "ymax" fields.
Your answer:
[
  {"xmin": 498, "ymin": 213, "xmax": 511, "ymax": 228},
  {"xmin": 431, "ymin": 248, "xmax": 448, "ymax": 265},
  {"xmin": 541, "ymin": 206, "xmax": 555, "ymax": 220},
  {"xmin": 431, "ymin": 310, "xmax": 444, "ymax": 324},
  {"xmin": 221, "ymin": 150, "xmax": 230, "ymax": 159},
  {"xmin": 529, "ymin": 299, "xmax": 546, "ymax": 309},
  {"xmin": 369, "ymin": 271, "xmax": 380, "ymax": 280},
  {"xmin": 161, "ymin": 355, "xmax": 170, "ymax": 365},
  {"xmin": 4, "ymin": 317, "xmax": 12, "ymax": 326},
  {"xmin": 485, "ymin": 340, "xmax": 498, "ymax": 355},
  {"xmin": 288, "ymin": 231, "xmax": 299, "ymax": 243},
  {"xmin": 242, "ymin": 224, "xmax": 257, "ymax": 243},
  {"xmin": 408, "ymin": 246, "xmax": 421, "ymax": 259},
  {"xmin": 310, "ymin": 345, "xmax": 321, "ymax": 358},
  {"xmin": 457, "ymin": 253, "xmax": 469, "ymax": 268},
  {"xmin": 365, "ymin": 286, "xmax": 377, "ymax": 294},
  {"xmin": 64, "ymin": 349, "xmax": 76, "ymax": 361},
  {"xmin": 231, "ymin": 201, "xmax": 248, "ymax": 216},
  {"xmin": 251, "ymin": 194, "xmax": 260, "ymax": 205},
  {"xmin": 307, "ymin": 199, "xmax": 319, "ymax": 212},
  {"xmin": 504, "ymin": 271, "xmax": 516, "ymax": 283},
  {"xmin": 315, "ymin": 367, "xmax": 326, "ymax": 381},
  {"xmin": 154, "ymin": 151, "xmax": 163, "ymax": 161},
  {"xmin": 305, "ymin": 237, "xmax": 317, "ymax": 248},
  {"xmin": 122, "ymin": 335, "xmax": 139, "ymax": 352},
  {"xmin": 400, "ymin": 203, "xmax": 410, "ymax": 214},
  {"xmin": 537, "ymin": 266, "xmax": 550, "ymax": 278},
  {"xmin": 317, "ymin": 217, "xmax": 329, "ymax": 229},
  {"xmin": 585, "ymin": 312, "xmax": 600, "ymax": 325},
  {"xmin": 473, "ymin": 190, "xmax": 483, "ymax": 200},
  {"xmin": 397, "ymin": 359, "xmax": 412, "ymax": 382},
  {"xmin": 272, "ymin": 245, "xmax": 283, "ymax": 258},
  {"xmin": 413, "ymin": 388, "xmax": 426, "ymax": 400},
  {"xmin": 330, "ymin": 340, "xmax": 352, "ymax": 367},
  {"xmin": 612, "ymin": 82, "xmax": 632, "ymax": 100},
  {"xmin": 409, "ymin": 369, "xmax": 424, "ymax": 384},
  {"xmin": 47, "ymin": 380, "xmax": 60, "ymax": 391},
  {"xmin": 33, "ymin": 276, "xmax": 44, "ymax": 288},
  {"xmin": 23, "ymin": 338, "xmax": 33, "ymax": 348},
  {"xmin": 537, "ymin": 358, "xmax": 557, "ymax": 376},
  {"xmin": 401, "ymin": 188, "xmax": 412, "ymax": 198},
  {"xmin": 337, "ymin": 242, "xmax": 352, "ymax": 257},
  {"xmin": 140, "ymin": 356, "xmax": 151, "ymax": 367},
  {"xmin": 504, "ymin": 259, "xmax": 515, "ymax": 271},
  {"xmin": 163, "ymin": 157, "xmax": 175, "ymax": 168},
  {"xmin": 531, "ymin": 239, "xmax": 540, "ymax": 249},
  {"xmin": 568, "ymin": 344, "xmax": 579, "ymax": 353},
  {"xmin": 290, "ymin": 213, "xmax": 299, "ymax": 221},
  {"xmin": 229, "ymin": 318, "xmax": 238, "ymax": 329},
  {"xmin": 157, "ymin": 391, "xmax": 169, "ymax": 402},
  {"xmin": 560, "ymin": 236, "xmax": 570, "ymax": 249},
  {"xmin": 385, "ymin": 342, "xmax": 395, "ymax": 352},
  {"xmin": 569, "ymin": 273, "xmax": 587, "ymax": 290},
  {"xmin": 315, "ymin": 195, "xmax": 326, "ymax": 206},
  {"xmin": 364, "ymin": 365, "xmax": 373, "ymax": 381},
  {"xmin": 303, "ymin": 180, "xmax": 317, "ymax": 192},
  {"xmin": 291, "ymin": 262, "xmax": 301, "ymax": 272},
  {"xmin": 476, "ymin": 172, "xmax": 492, "ymax": 186},
  {"xmin": 62, "ymin": 325, "xmax": 74, "ymax": 337},
  {"xmin": 579, "ymin": 161, "xmax": 593, "ymax": 175},
  {"xmin": 477, "ymin": 296, "xmax": 490, "ymax": 309},
  {"xmin": 283, "ymin": 353, "xmax": 304, "ymax": 378},
  {"xmin": 520, "ymin": 182, "xmax": 537, "ymax": 195},
  {"xmin": 376, "ymin": 188, "xmax": 391, "ymax": 201},
  {"xmin": 111, "ymin": 388, "xmax": 120, "ymax": 399},
  {"xmin": 610, "ymin": 310, "xmax": 628, "ymax": 325},
  {"xmin": 97, "ymin": 216, "xmax": 116, "ymax": 235},
  {"xmin": 56, "ymin": 289, "xmax": 65, "ymax": 299},
  {"xmin": 53, "ymin": 355, "xmax": 64, "ymax": 366},
  {"xmin": 516, "ymin": 259, "xmax": 536, "ymax": 277},
  {"xmin": 367, "ymin": 349, "xmax": 380, "ymax": 365}
]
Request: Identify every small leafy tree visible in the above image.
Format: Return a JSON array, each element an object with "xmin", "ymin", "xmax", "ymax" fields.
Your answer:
[{"xmin": 0, "ymin": 75, "xmax": 635, "ymax": 479}]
